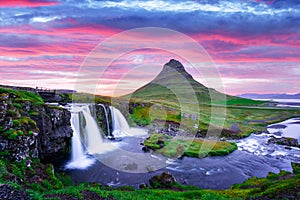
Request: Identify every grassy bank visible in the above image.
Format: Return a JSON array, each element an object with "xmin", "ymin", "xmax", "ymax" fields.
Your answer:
[{"xmin": 144, "ymin": 134, "xmax": 237, "ymax": 158}]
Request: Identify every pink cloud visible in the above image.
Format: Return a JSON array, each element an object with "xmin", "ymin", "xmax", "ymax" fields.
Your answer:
[{"xmin": 0, "ymin": 0, "xmax": 59, "ymax": 7}]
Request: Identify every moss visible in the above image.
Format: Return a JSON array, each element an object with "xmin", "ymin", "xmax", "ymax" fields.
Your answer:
[
  {"xmin": 292, "ymin": 162, "xmax": 300, "ymax": 175},
  {"xmin": 29, "ymin": 110, "xmax": 39, "ymax": 116},
  {"xmin": 2, "ymin": 128, "xmax": 18, "ymax": 140},
  {"xmin": 144, "ymin": 134, "xmax": 237, "ymax": 158},
  {"xmin": 12, "ymin": 119, "xmax": 21, "ymax": 128},
  {"xmin": 130, "ymin": 105, "xmax": 151, "ymax": 126},
  {"xmin": 19, "ymin": 117, "xmax": 37, "ymax": 129},
  {"xmin": 6, "ymin": 109, "xmax": 19, "ymax": 118},
  {"xmin": 12, "ymin": 103, "xmax": 22, "ymax": 109},
  {"xmin": 144, "ymin": 134, "xmax": 170, "ymax": 150},
  {"xmin": 0, "ymin": 150, "xmax": 10, "ymax": 157}
]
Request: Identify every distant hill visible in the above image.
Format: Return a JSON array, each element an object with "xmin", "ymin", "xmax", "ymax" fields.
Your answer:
[
  {"xmin": 129, "ymin": 59, "xmax": 263, "ymax": 106},
  {"xmin": 238, "ymin": 93, "xmax": 300, "ymax": 99}
]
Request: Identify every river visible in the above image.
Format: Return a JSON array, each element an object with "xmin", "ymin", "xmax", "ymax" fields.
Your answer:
[{"xmin": 68, "ymin": 114, "xmax": 300, "ymax": 189}]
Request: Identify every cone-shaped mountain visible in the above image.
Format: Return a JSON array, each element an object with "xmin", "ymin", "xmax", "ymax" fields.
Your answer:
[{"xmin": 130, "ymin": 59, "xmax": 235, "ymax": 104}]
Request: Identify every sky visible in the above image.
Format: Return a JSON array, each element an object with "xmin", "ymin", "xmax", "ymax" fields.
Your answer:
[{"xmin": 0, "ymin": 0, "xmax": 299, "ymax": 96}]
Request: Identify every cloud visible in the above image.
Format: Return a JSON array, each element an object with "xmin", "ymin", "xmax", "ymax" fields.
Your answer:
[
  {"xmin": 0, "ymin": 0, "xmax": 299, "ymax": 95},
  {"xmin": 0, "ymin": 0, "xmax": 59, "ymax": 8}
]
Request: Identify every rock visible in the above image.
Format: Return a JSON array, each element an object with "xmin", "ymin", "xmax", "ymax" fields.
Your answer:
[
  {"xmin": 0, "ymin": 89, "xmax": 72, "ymax": 163},
  {"xmin": 268, "ymin": 136, "xmax": 300, "ymax": 148},
  {"xmin": 0, "ymin": 184, "xmax": 30, "ymax": 200},
  {"xmin": 267, "ymin": 124, "xmax": 287, "ymax": 129},
  {"xmin": 44, "ymin": 194, "xmax": 80, "ymax": 200},
  {"xmin": 139, "ymin": 183, "xmax": 148, "ymax": 189},
  {"xmin": 81, "ymin": 190, "xmax": 111, "ymax": 200},
  {"xmin": 23, "ymin": 101, "xmax": 31, "ymax": 114},
  {"xmin": 2, "ymin": 117, "xmax": 13, "ymax": 132},
  {"xmin": 142, "ymin": 146, "xmax": 150, "ymax": 152},
  {"xmin": 0, "ymin": 134, "xmax": 37, "ymax": 161},
  {"xmin": 31, "ymin": 106, "xmax": 72, "ymax": 163},
  {"xmin": 230, "ymin": 123, "xmax": 240, "ymax": 132},
  {"xmin": 0, "ymin": 100, "xmax": 7, "ymax": 123},
  {"xmin": 146, "ymin": 165, "xmax": 153, "ymax": 172},
  {"xmin": 149, "ymin": 172, "xmax": 177, "ymax": 188}
]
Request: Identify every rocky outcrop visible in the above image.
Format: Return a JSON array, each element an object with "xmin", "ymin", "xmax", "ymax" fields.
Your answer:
[
  {"xmin": 31, "ymin": 106, "xmax": 72, "ymax": 163},
  {"xmin": 268, "ymin": 136, "xmax": 300, "ymax": 148},
  {"xmin": 0, "ymin": 89, "xmax": 72, "ymax": 163},
  {"xmin": 0, "ymin": 184, "xmax": 30, "ymax": 200},
  {"xmin": 149, "ymin": 172, "xmax": 177, "ymax": 189},
  {"xmin": 0, "ymin": 134, "xmax": 37, "ymax": 162}
]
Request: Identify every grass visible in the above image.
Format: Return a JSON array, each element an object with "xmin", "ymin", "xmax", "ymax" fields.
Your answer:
[
  {"xmin": 214, "ymin": 98, "xmax": 266, "ymax": 106},
  {"xmin": 128, "ymin": 98, "xmax": 300, "ymax": 139},
  {"xmin": 219, "ymin": 164, "xmax": 300, "ymax": 199},
  {"xmin": 70, "ymin": 92, "xmax": 111, "ymax": 105},
  {"xmin": 144, "ymin": 134, "xmax": 237, "ymax": 158},
  {"xmin": 0, "ymin": 157, "xmax": 299, "ymax": 200},
  {"xmin": 0, "ymin": 87, "xmax": 44, "ymax": 104}
]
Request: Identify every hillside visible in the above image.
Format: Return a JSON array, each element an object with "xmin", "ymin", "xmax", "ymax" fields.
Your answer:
[{"xmin": 130, "ymin": 59, "xmax": 263, "ymax": 106}]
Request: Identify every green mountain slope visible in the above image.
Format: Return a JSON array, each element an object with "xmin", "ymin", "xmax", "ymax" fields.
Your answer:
[{"xmin": 130, "ymin": 59, "xmax": 263, "ymax": 106}]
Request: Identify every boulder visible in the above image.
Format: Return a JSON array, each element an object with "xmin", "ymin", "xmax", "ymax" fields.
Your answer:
[
  {"xmin": 268, "ymin": 136, "xmax": 299, "ymax": 148},
  {"xmin": 149, "ymin": 172, "xmax": 177, "ymax": 188}
]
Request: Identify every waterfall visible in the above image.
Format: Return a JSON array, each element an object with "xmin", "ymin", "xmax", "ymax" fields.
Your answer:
[
  {"xmin": 110, "ymin": 106, "xmax": 130, "ymax": 137},
  {"xmin": 98, "ymin": 104, "xmax": 111, "ymax": 137},
  {"xmin": 65, "ymin": 111, "xmax": 94, "ymax": 169},
  {"xmin": 82, "ymin": 106, "xmax": 103, "ymax": 153},
  {"xmin": 110, "ymin": 106, "xmax": 148, "ymax": 137}
]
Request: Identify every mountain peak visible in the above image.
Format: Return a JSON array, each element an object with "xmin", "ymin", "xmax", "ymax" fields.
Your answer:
[
  {"xmin": 130, "ymin": 59, "xmax": 231, "ymax": 103},
  {"xmin": 165, "ymin": 59, "xmax": 184, "ymax": 69},
  {"xmin": 160, "ymin": 59, "xmax": 193, "ymax": 80},
  {"xmin": 164, "ymin": 59, "xmax": 184, "ymax": 71}
]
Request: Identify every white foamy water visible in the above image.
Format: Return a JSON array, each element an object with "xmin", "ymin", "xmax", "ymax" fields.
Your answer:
[
  {"xmin": 110, "ymin": 106, "xmax": 148, "ymax": 137},
  {"xmin": 65, "ymin": 111, "xmax": 95, "ymax": 169},
  {"xmin": 235, "ymin": 126, "xmax": 300, "ymax": 163}
]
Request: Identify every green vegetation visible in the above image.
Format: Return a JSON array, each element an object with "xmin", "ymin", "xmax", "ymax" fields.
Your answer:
[
  {"xmin": 128, "ymin": 98, "xmax": 300, "ymax": 139},
  {"xmin": 126, "ymin": 60, "xmax": 300, "ymax": 140},
  {"xmin": 220, "ymin": 98, "xmax": 266, "ymax": 106},
  {"xmin": 0, "ymin": 87, "xmax": 44, "ymax": 105},
  {"xmin": 219, "ymin": 163, "xmax": 300, "ymax": 199},
  {"xmin": 144, "ymin": 134, "xmax": 237, "ymax": 158},
  {"xmin": 0, "ymin": 87, "xmax": 42, "ymax": 140},
  {"xmin": 0, "ymin": 157, "xmax": 299, "ymax": 199},
  {"xmin": 70, "ymin": 92, "xmax": 111, "ymax": 105}
]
